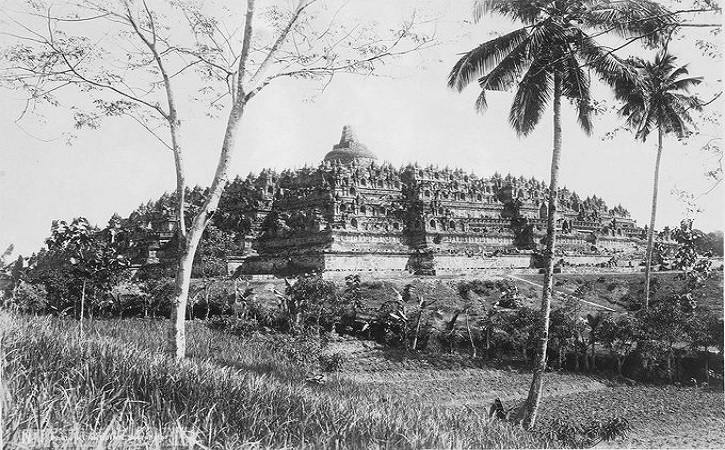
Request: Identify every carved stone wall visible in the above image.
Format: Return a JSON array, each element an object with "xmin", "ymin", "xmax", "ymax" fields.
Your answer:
[{"xmin": 226, "ymin": 126, "xmax": 648, "ymax": 276}]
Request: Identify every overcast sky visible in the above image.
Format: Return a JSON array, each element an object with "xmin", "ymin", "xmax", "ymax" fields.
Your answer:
[{"xmin": 0, "ymin": 0, "xmax": 722, "ymax": 257}]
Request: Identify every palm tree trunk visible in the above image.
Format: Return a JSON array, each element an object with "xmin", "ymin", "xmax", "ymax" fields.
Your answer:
[
  {"xmin": 643, "ymin": 125, "xmax": 664, "ymax": 310},
  {"xmin": 521, "ymin": 73, "xmax": 562, "ymax": 430}
]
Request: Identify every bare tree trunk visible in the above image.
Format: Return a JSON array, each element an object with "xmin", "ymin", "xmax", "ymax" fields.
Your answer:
[
  {"xmin": 521, "ymin": 73, "xmax": 562, "ymax": 430},
  {"xmin": 558, "ymin": 345, "xmax": 563, "ymax": 370},
  {"xmin": 486, "ymin": 327, "xmax": 491, "ymax": 359},
  {"xmin": 205, "ymin": 285, "xmax": 211, "ymax": 321},
  {"xmin": 79, "ymin": 279, "xmax": 86, "ymax": 337},
  {"xmin": 0, "ymin": 333, "xmax": 6, "ymax": 450},
  {"xmin": 617, "ymin": 357, "xmax": 624, "ymax": 376},
  {"xmin": 644, "ymin": 125, "xmax": 664, "ymax": 310},
  {"xmin": 465, "ymin": 312, "xmax": 476, "ymax": 358},
  {"xmin": 412, "ymin": 310, "xmax": 423, "ymax": 351},
  {"xmin": 167, "ymin": 102, "xmax": 246, "ymax": 359}
]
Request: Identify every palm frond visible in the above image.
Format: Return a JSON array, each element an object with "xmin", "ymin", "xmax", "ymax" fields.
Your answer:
[
  {"xmin": 576, "ymin": 33, "xmax": 639, "ymax": 90},
  {"xmin": 661, "ymin": 103, "xmax": 688, "ymax": 138},
  {"xmin": 580, "ymin": 0, "xmax": 676, "ymax": 47},
  {"xmin": 618, "ymin": 49, "xmax": 703, "ymax": 142},
  {"xmin": 561, "ymin": 53, "xmax": 593, "ymax": 135},
  {"xmin": 475, "ymin": 90, "xmax": 488, "ymax": 113},
  {"xmin": 668, "ymin": 76, "xmax": 703, "ymax": 93},
  {"xmin": 473, "ymin": 0, "xmax": 549, "ymax": 24},
  {"xmin": 478, "ymin": 37, "xmax": 533, "ymax": 91},
  {"xmin": 448, "ymin": 27, "xmax": 529, "ymax": 92},
  {"xmin": 634, "ymin": 104, "xmax": 657, "ymax": 141},
  {"xmin": 669, "ymin": 92, "xmax": 703, "ymax": 111},
  {"xmin": 509, "ymin": 55, "xmax": 552, "ymax": 136},
  {"xmin": 666, "ymin": 64, "xmax": 690, "ymax": 82}
]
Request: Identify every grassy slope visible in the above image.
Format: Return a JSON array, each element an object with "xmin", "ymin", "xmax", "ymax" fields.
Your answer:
[
  {"xmin": 1, "ymin": 313, "xmax": 545, "ymax": 449},
  {"xmin": 515, "ymin": 271, "xmax": 724, "ymax": 315},
  {"xmin": 229, "ymin": 271, "xmax": 723, "ymax": 318}
]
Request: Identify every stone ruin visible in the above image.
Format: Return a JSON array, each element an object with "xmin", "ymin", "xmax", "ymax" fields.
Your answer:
[{"xmin": 222, "ymin": 126, "xmax": 655, "ymax": 276}]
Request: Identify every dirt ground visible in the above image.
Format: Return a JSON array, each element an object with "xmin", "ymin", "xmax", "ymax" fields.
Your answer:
[{"xmin": 331, "ymin": 340, "xmax": 725, "ymax": 449}]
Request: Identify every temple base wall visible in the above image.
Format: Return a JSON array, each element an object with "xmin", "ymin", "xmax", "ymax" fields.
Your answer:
[{"xmin": 434, "ymin": 254, "xmax": 532, "ymax": 272}]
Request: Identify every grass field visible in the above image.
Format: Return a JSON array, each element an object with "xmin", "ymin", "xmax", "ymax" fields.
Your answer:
[
  {"xmin": 1, "ymin": 312, "xmax": 544, "ymax": 449},
  {"xmin": 3, "ymin": 311, "xmax": 723, "ymax": 448}
]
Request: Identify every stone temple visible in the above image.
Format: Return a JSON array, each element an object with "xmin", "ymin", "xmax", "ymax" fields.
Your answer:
[{"xmin": 227, "ymin": 126, "xmax": 652, "ymax": 276}]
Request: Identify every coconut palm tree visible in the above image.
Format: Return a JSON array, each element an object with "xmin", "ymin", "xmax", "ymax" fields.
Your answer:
[
  {"xmin": 615, "ymin": 51, "xmax": 702, "ymax": 310},
  {"xmin": 448, "ymin": 0, "xmax": 674, "ymax": 429}
]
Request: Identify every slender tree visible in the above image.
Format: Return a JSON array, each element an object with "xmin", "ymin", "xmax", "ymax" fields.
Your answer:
[
  {"xmin": 615, "ymin": 51, "xmax": 702, "ymax": 310},
  {"xmin": 2, "ymin": 0, "xmax": 431, "ymax": 359},
  {"xmin": 448, "ymin": 0, "xmax": 673, "ymax": 429}
]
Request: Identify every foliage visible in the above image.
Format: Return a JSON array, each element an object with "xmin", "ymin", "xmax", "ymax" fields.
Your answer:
[
  {"xmin": 318, "ymin": 352, "xmax": 347, "ymax": 373},
  {"xmin": 549, "ymin": 298, "xmax": 586, "ymax": 369},
  {"xmin": 276, "ymin": 274, "xmax": 339, "ymax": 332},
  {"xmin": 599, "ymin": 315, "xmax": 639, "ymax": 375},
  {"xmin": 44, "ymin": 217, "xmax": 130, "ymax": 317},
  {"xmin": 4, "ymin": 281, "xmax": 48, "ymax": 314},
  {"xmin": 449, "ymin": 0, "xmax": 673, "ymax": 136},
  {"xmin": 615, "ymin": 51, "xmax": 703, "ymax": 141},
  {"xmin": 192, "ymin": 224, "xmax": 238, "ymax": 278},
  {"xmin": 490, "ymin": 307, "xmax": 540, "ymax": 361},
  {"xmin": 673, "ymin": 219, "xmax": 713, "ymax": 294},
  {"xmin": 695, "ymin": 230, "xmax": 724, "ymax": 256},
  {"xmin": 496, "ymin": 279, "xmax": 522, "ymax": 309}
]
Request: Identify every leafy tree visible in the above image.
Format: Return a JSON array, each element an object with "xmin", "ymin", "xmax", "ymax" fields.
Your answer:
[
  {"xmin": 695, "ymin": 230, "xmax": 724, "ymax": 256},
  {"xmin": 599, "ymin": 315, "xmax": 639, "ymax": 377},
  {"xmin": 22, "ymin": 248, "xmax": 75, "ymax": 315},
  {"xmin": 585, "ymin": 312, "xmax": 605, "ymax": 371},
  {"xmin": 2, "ymin": 0, "xmax": 431, "ymax": 359},
  {"xmin": 615, "ymin": 51, "xmax": 703, "ymax": 309},
  {"xmin": 672, "ymin": 219, "xmax": 713, "ymax": 294},
  {"xmin": 638, "ymin": 297, "xmax": 690, "ymax": 382},
  {"xmin": 447, "ymin": 0, "xmax": 673, "ymax": 428},
  {"xmin": 492, "ymin": 306, "xmax": 540, "ymax": 363},
  {"xmin": 45, "ymin": 218, "xmax": 129, "ymax": 324},
  {"xmin": 549, "ymin": 298, "xmax": 586, "ymax": 371},
  {"xmin": 273, "ymin": 274, "xmax": 338, "ymax": 333},
  {"xmin": 685, "ymin": 311, "xmax": 723, "ymax": 384},
  {"xmin": 193, "ymin": 224, "xmax": 237, "ymax": 278},
  {"xmin": 5, "ymin": 281, "xmax": 48, "ymax": 314}
]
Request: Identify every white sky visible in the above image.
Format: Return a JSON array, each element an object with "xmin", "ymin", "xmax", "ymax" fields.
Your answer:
[{"xmin": 0, "ymin": 0, "xmax": 722, "ymax": 257}]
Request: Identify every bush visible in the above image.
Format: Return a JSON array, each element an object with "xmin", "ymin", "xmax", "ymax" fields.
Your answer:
[
  {"xmin": 5, "ymin": 281, "xmax": 48, "ymax": 313},
  {"xmin": 319, "ymin": 352, "xmax": 346, "ymax": 372}
]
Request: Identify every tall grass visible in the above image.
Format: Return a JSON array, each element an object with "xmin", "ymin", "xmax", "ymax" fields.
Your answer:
[{"xmin": 1, "ymin": 312, "xmax": 546, "ymax": 449}]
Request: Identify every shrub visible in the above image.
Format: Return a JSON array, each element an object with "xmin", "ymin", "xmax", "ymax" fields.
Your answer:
[
  {"xmin": 5, "ymin": 281, "xmax": 48, "ymax": 313},
  {"xmin": 319, "ymin": 352, "xmax": 346, "ymax": 372}
]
